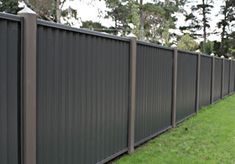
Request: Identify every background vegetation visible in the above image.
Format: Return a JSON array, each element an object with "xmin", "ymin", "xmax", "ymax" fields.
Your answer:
[{"xmin": 0, "ymin": 0, "xmax": 235, "ymax": 57}]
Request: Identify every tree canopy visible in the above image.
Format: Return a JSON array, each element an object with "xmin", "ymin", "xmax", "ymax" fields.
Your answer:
[{"xmin": 0, "ymin": 0, "xmax": 235, "ymax": 57}]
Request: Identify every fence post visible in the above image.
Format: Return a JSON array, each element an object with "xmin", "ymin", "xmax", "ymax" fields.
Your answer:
[
  {"xmin": 196, "ymin": 53, "xmax": 201, "ymax": 113},
  {"xmin": 221, "ymin": 58, "xmax": 224, "ymax": 99},
  {"xmin": 18, "ymin": 7, "xmax": 37, "ymax": 164},
  {"xmin": 210, "ymin": 56, "xmax": 215, "ymax": 103},
  {"xmin": 229, "ymin": 59, "xmax": 232, "ymax": 94},
  {"xmin": 172, "ymin": 48, "xmax": 178, "ymax": 128},
  {"xmin": 128, "ymin": 37, "xmax": 137, "ymax": 154}
]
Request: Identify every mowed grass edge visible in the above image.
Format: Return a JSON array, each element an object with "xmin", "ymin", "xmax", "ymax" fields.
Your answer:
[{"xmin": 115, "ymin": 94, "xmax": 235, "ymax": 164}]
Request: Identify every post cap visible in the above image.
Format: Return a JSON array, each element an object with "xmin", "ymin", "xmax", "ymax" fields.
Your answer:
[
  {"xmin": 127, "ymin": 33, "xmax": 137, "ymax": 39},
  {"xmin": 18, "ymin": 5, "xmax": 36, "ymax": 15}
]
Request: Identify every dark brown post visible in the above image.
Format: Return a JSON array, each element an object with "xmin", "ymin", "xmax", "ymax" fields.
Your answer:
[
  {"xmin": 210, "ymin": 56, "xmax": 215, "ymax": 103},
  {"xmin": 196, "ymin": 53, "xmax": 201, "ymax": 113},
  {"xmin": 229, "ymin": 59, "xmax": 232, "ymax": 94},
  {"xmin": 18, "ymin": 7, "xmax": 37, "ymax": 164},
  {"xmin": 128, "ymin": 37, "xmax": 137, "ymax": 154},
  {"xmin": 221, "ymin": 58, "xmax": 224, "ymax": 99},
  {"xmin": 172, "ymin": 48, "xmax": 178, "ymax": 128}
]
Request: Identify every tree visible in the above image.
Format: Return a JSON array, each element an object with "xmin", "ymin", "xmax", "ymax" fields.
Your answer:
[
  {"xmin": 104, "ymin": 0, "xmax": 186, "ymax": 43},
  {"xmin": 104, "ymin": 0, "xmax": 136, "ymax": 36},
  {"xmin": 200, "ymin": 41, "xmax": 214, "ymax": 55},
  {"xmin": 81, "ymin": 20, "xmax": 113, "ymax": 32},
  {"xmin": 0, "ymin": 0, "xmax": 21, "ymax": 14},
  {"xmin": 23, "ymin": 0, "xmax": 78, "ymax": 24},
  {"xmin": 177, "ymin": 34, "xmax": 198, "ymax": 51},
  {"xmin": 217, "ymin": 0, "xmax": 235, "ymax": 55},
  {"xmin": 143, "ymin": 1, "xmax": 184, "ymax": 45},
  {"xmin": 180, "ymin": 0, "xmax": 213, "ymax": 52}
]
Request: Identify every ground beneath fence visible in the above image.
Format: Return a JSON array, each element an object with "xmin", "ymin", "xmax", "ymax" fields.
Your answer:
[{"xmin": 115, "ymin": 94, "xmax": 235, "ymax": 164}]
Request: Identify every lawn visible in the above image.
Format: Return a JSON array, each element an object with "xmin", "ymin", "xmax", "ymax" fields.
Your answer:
[{"xmin": 115, "ymin": 94, "xmax": 235, "ymax": 164}]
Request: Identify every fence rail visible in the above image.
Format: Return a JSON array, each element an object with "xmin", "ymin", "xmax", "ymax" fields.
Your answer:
[{"xmin": 1, "ymin": 12, "xmax": 235, "ymax": 164}]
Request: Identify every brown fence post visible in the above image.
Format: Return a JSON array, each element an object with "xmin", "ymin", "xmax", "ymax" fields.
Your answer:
[
  {"xmin": 172, "ymin": 48, "xmax": 178, "ymax": 128},
  {"xmin": 18, "ymin": 7, "xmax": 37, "ymax": 164},
  {"xmin": 210, "ymin": 56, "xmax": 215, "ymax": 103},
  {"xmin": 221, "ymin": 58, "xmax": 224, "ymax": 98},
  {"xmin": 128, "ymin": 37, "xmax": 137, "ymax": 154},
  {"xmin": 196, "ymin": 53, "xmax": 201, "ymax": 113},
  {"xmin": 229, "ymin": 59, "xmax": 232, "ymax": 94}
]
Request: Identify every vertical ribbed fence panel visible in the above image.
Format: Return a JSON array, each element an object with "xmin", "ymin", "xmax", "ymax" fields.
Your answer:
[
  {"xmin": 0, "ymin": 14, "xmax": 21, "ymax": 164},
  {"xmin": 199, "ymin": 55, "xmax": 212, "ymax": 108},
  {"xmin": 214, "ymin": 58, "xmax": 222, "ymax": 101},
  {"xmin": 36, "ymin": 21, "xmax": 130, "ymax": 164},
  {"xmin": 176, "ymin": 51, "xmax": 197, "ymax": 122},
  {"xmin": 135, "ymin": 43, "xmax": 173, "ymax": 145},
  {"xmin": 223, "ymin": 60, "xmax": 230, "ymax": 96},
  {"xmin": 232, "ymin": 61, "xmax": 235, "ymax": 92}
]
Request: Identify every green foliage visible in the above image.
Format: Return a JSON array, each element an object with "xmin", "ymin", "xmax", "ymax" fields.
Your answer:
[
  {"xmin": 81, "ymin": 21, "xmax": 105, "ymax": 30},
  {"xmin": 61, "ymin": 7, "xmax": 79, "ymax": 26},
  {"xmin": 180, "ymin": 0, "xmax": 213, "ymax": 41},
  {"xmin": 0, "ymin": 0, "xmax": 21, "ymax": 14},
  {"xmin": 25, "ymin": 0, "xmax": 78, "ymax": 24},
  {"xmin": 178, "ymin": 34, "xmax": 198, "ymax": 51},
  {"xmin": 116, "ymin": 94, "xmax": 235, "ymax": 164},
  {"xmin": 104, "ymin": 0, "xmax": 134, "ymax": 36},
  {"xmin": 81, "ymin": 20, "xmax": 114, "ymax": 33},
  {"xmin": 27, "ymin": 0, "xmax": 55, "ymax": 20},
  {"xmin": 104, "ymin": 0, "xmax": 185, "ymax": 44},
  {"xmin": 217, "ymin": 0, "xmax": 235, "ymax": 55},
  {"xmin": 143, "ymin": 1, "xmax": 183, "ymax": 44},
  {"xmin": 200, "ymin": 41, "xmax": 214, "ymax": 55}
]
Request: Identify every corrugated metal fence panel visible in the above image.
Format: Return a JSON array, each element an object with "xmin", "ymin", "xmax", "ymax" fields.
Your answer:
[
  {"xmin": 199, "ymin": 55, "xmax": 212, "ymax": 108},
  {"xmin": 176, "ymin": 51, "xmax": 197, "ymax": 122},
  {"xmin": 214, "ymin": 58, "xmax": 222, "ymax": 101},
  {"xmin": 232, "ymin": 61, "xmax": 235, "ymax": 92},
  {"xmin": 223, "ymin": 60, "xmax": 230, "ymax": 96},
  {"xmin": 36, "ymin": 22, "xmax": 130, "ymax": 164},
  {"xmin": 135, "ymin": 43, "xmax": 173, "ymax": 145},
  {"xmin": 0, "ymin": 14, "xmax": 21, "ymax": 164}
]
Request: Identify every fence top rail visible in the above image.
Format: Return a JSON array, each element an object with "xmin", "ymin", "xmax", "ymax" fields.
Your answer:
[
  {"xmin": 137, "ymin": 40, "xmax": 174, "ymax": 51},
  {"xmin": 37, "ymin": 19, "xmax": 130, "ymax": 42},
  {"xmin": 0, "ymin": 12, "xmax": 22, "ymax": 22}
]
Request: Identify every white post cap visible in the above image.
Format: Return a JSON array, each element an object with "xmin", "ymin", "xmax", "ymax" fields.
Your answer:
[{"xmin": 18, "ymin": 5, "xmax": 36, "ymax": 15}]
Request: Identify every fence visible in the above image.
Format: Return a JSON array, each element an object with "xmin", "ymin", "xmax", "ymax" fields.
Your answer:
[
  {"xmin": 1, "ymin": 12, "xmax": 235, "ymax": 164},
  {"xmin": 0, "ymin": 13, "xmax": 21, "ymax": 164}
]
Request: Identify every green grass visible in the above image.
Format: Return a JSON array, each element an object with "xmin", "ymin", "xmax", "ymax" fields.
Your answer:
[{"xmin": 115, "ymin": 94, "xmax": 235, "ymax": 164}]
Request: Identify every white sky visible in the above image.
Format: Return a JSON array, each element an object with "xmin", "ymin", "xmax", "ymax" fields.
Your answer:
[{"xmin": 63, "ymin": 0, "xmax": 224, "ymax": 41}]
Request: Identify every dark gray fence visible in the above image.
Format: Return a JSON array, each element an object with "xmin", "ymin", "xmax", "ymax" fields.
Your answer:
[
  {"xmin": 1, "ymin": 12, "xmax": 235, "ymax": 164},
  {"xmin": 230, "ymin": 61, "xmax": 235, "ymax": 92},
  {"xmin": 223, "ymin": 60, "xmax": 230, "ymax": 96},
  {"xmin": 214, "ymin": 58, "xmax": 223, "ymax": 101},
  {"xmin": 36, "ymin": 21, "xmax": 130, "ymax": 164},
  {"xmin": 135, "ymin": 42, "xmax": 173, "ymax": 145},
  {"xmin": 176, "ymin": 51, "xmax": 197, "ymax": 122},
  {"xmin": 0, "ymin": 14, "xmax": 21, "ymax": 164},
  {"xmin": 199, "ymin": 55, "xmax": 212, "ymax": 108}
]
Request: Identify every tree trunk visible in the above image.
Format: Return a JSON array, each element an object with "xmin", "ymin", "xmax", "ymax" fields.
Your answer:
[
  {"xmin": 56, "ymin": 0, "xmax": 61, "ymax": 23},
  {"xmin": 220, "ymin": 1, "xmax": 229, "ymax": 56},
  {"xmin": 202, "ymin": 0, "xmax": 207, "ymax": 53},
  {"xmin": 140, "ymin": 0, "xmax": 144, "ymax": 40}
]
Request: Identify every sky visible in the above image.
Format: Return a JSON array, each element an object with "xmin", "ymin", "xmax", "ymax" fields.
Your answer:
[{"xmin": 62, "ymin": 0, "xmax": 224, "ymax": 41}]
